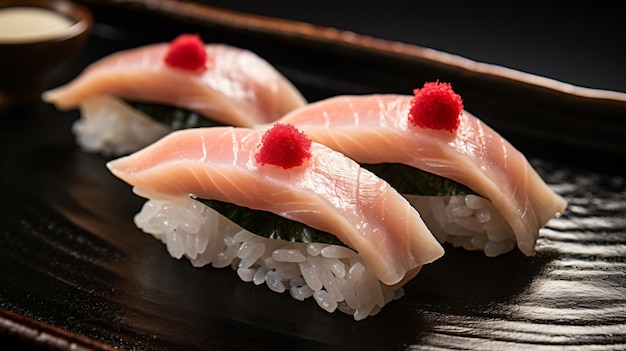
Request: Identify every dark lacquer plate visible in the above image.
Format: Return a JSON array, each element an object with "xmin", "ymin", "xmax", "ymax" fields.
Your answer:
[{"xmin": 1, "ymin": 1, "xmax": 625, "ymax": 350}]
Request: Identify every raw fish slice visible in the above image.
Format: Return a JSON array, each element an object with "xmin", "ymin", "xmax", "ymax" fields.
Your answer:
[
  {"xmin": 106, "ymin": 126, "xmax": 444, "ymax": 286},
  {"xmin": 272, "ymin": 91, "xmax": 567, "ymax": 256},
  {"xmin": 43, "ymin": 41, "xmax": 306, "ymax": 127}
]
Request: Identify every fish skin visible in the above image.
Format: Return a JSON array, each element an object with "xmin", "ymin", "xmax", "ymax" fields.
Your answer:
[
  {"xmin": 42, "ymin": 43, "xmax": 306, "ymax": 127},
  {"xmin": 271, "ymin": 94, "xmax": 568, "ymax": 256},
  {"xmin": 106, "ymin": 127, "xmax": 445, "ymax": 286}
]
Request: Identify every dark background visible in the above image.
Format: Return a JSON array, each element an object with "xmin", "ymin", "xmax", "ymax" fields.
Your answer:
[{"xmin": 195, "ymin": 0, "xmax": 626, "ymax": 93}]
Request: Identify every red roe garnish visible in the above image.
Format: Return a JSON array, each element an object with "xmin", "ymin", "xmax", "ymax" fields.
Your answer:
[
  {"xmin": 164, "ymin": 33, "xmax": 209, "ymax": 71},
  {"xmin": 255, "ymin": 123, "xmax": 312, "ymax": 169},
  {"xmin": 408, "ymin": 81, "xmax": 463, "ymax": 132}
]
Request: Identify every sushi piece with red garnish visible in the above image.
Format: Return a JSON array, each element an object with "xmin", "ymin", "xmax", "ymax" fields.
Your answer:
[
  {"xmin": 270, "ymin": 82, "xmax": 567, "ymax": 257},
  {"xmin": 43, "ymin": 34, "xmax": 306, "ymax": 156},
  {"xmin": 106, "ymin": 124, "xmax": 444, "ymax": 320}
]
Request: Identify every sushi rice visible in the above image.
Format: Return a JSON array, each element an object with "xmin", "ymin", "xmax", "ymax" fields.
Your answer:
[
  {"xmin": 133, "ymin": 188, "xmax": 405, "ymax": 321},
  {"xmin": 130, "ymin": 191, "xmax": 515, "ymax": 320},
  {"xmin": 72, "ymin": 96, "xmax": 171, "ymax": 156},
  {"xmin": 406, "ymin": 194, "xmax": 516, "ymax": 257}
]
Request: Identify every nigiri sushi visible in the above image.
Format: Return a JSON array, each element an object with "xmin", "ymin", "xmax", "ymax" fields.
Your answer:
[
  {"xmin": 106, "ymin": 123, "xmax": 444, "ymax": 320},
  {"xmin": 271, "ymin": 82, "xmax": 567, "ymax": 257},
  {"xmin": 43, "ymin": 34, "xmax": 307, "ymax": 156}
]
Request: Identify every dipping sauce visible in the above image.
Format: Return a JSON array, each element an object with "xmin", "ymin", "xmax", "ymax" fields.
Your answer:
[{"xmin": 0, "ymin": 7, "xmax": 74, "ymax": 43}]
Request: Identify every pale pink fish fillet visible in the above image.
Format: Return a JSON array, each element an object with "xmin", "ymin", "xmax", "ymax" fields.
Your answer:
[
  {"xmin": 42, "ymin": 43, "xmax": 306, "ymax": 127},
  {"xmin": 106, "ymin": 127, "xmax": 444, "ymax": 286},
  {"xmin": 272, "ymin": 94, "xmax": 568, "ymax": 256}
]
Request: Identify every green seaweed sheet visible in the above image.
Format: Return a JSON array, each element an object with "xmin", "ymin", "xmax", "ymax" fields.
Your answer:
[
  {"xmin": 194, "ymin": 165, "xmax": 474, "ymax": 246},
  {"xmin": 195, "ymin": 198, "xmax": 347, "ymax": 247},
  {"xmin": 126, "ymin": 101, "xmax": 225, "ymax": 130}
]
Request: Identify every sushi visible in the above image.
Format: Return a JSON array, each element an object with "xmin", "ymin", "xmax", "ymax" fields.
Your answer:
[
  {"xmin": 43, "ymin": 33, "xmax": 307, "ymax": 156},
  {"xmin": 106, "ymin": 123, "xmax": 444, "ymax": 320},
  {"xmin": 271, "ymin": 82, "xmax": 567, "ymax": 257}
]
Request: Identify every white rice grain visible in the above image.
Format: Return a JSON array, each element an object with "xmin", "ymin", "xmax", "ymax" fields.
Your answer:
[
  {"xmin": 454, "ymin": 216, "xmax": 483, "ymax": 233},
  {"xmin": 475, "ymin": 208, "xmax": 492, "ymax": 223},
  {"xmin": 306, "ymin": 243, "xmax": 325, "ymax": 256},
  {"xmin": 406, "ymin": 194, "xmax": 517, "ymax": 257},
  {"xmin": 299, "ymin": 259, "xmax": 323, "ymax": 292},
  {"xmin": 313, "ymin": 290, "xmax": 337, "ymax": 313},
  {"xmin": 313, "ymin": 256, "xmax": 342, "ymax": 301},
  {"xmin": 290, "ymin": 285, "xmax": 315, "ymax": 301},
  {"xmin": 237, "ymin": 268, "xmax": 256, "ymax": 282},
  {"xmin": 355, "ymin": 269, "xmax": 385, "ymax": 307},
  {"xmin": 184, "ymin": 233, "xmax": 200, "ymax": 260},
  {"xmin": 465, "ymin": 194, "xmax": 485, "ymax": 209},
  {"xmin": 73, "ymin": 96, "xmax": 171, "ymax": 156},
  {"xmin": 320, "ymin": 245, "xmax": 357, "ymax": 259},
  {"xmin": 253, "ymin": 267, "xmax": 268, "ymax": 286},
  {"xmin": 238, "ymin": 242, "xmax": 265, "ymax": 269},
  {"xmin": 288, "ymin": 277, "xmax": 306, "ymax": 288},
  {"xmin": 233, "ymin": 230, "xmax": 255, "ymax": 243},
  {"xmin": 324, "ymin": 257, "xmax": 346, "ymax": 278},
  {"xmin": 165, "ymin": 231, "xmax": 185, "ymax": 259},
  {"xmin": 133, "ymin": 192, "xmax": 407, "ymax": 320},
  {"xmin": 272, "ymin": 249, "xmax": 306, "ymax": 263},
  {"xmin": 275, "ymin": 264, "xmax": 301, "ymax": 280},
  {"xmin": 346, "ymin": 262, "xmax": 365, "ymax": 286},
  {"xmin": 265, "ymin": 271, "xmax": 286, "ymax": 293},
  {"xmin": 213, "ymin": 244, "xmax": 238, "ymax": 268},
  {"xmin": 485, "ymin": 239, "xmax": 516, "ymax": 257}
]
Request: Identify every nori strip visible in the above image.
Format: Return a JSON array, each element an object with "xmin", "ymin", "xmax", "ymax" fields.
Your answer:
[
  {"xmin": 194, "ymin": 198, "xmax": 347, "ymax": 247},
  {"xmin": 362, "ymin": 163, "xmax": 475, "ymax": 196},
  {"xmin": 125, "ymin": 100, "xmax": 226, "ymax": 130}
]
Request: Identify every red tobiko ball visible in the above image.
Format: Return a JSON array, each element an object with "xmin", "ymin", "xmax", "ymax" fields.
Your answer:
[
  {"xmin": 255, "ymin": 123, "xmax": 312, "ymax": 169},
  {"xmin": 408, "ymin": 81, "xmax": 463, "ymax": 132},
  {"xmin": 164, "ymin": 33, "xmax": 208, "ymax": 71}
]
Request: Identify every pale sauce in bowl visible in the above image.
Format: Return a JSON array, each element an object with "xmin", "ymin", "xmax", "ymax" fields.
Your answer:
[{"xmin": 0, "ymin": 7, "xmax": 74, "ymax": 43}]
